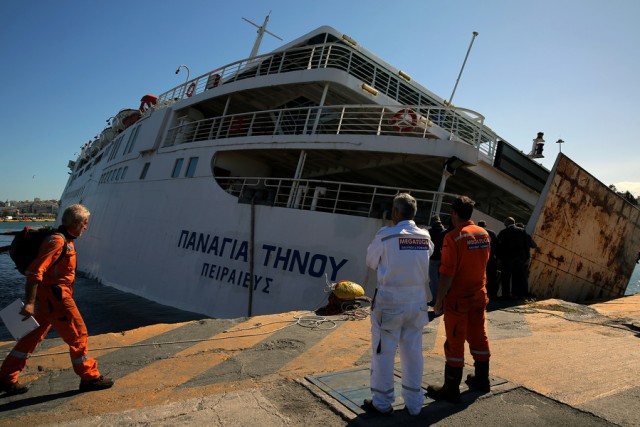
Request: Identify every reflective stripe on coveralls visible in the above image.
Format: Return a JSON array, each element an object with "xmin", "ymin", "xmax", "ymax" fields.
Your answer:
[
  {"xmin": 8, "ymin": 350, "xmax": 30, "ymax": 359},
  {"xmin": 72, "ymin": 355, "xmax": 89, "ymax": 364}
]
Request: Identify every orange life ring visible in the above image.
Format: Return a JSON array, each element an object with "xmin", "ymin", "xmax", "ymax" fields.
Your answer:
[
  {"xmin": 390, "ymin": 108, "xmax": 417, "ymax": 132},
  {"xmin": 207, "ymin": 73, "xmax": 221, "ymax": 89},
  {"xmin": 186, "ymin": 83, "xmax": 196, "ymax": 97},
  {"xmin": 139, "ymin": 94, "xmax": 158, "ymax": 112}
]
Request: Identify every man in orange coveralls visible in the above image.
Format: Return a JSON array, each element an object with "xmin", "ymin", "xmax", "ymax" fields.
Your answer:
[
  {"xmin": 426, "ymin": 196, "xmax": 491, "ymax": 403},
  {"xmin": 0, "ymin": 204, "xmax": 114, "ymax": 395}
]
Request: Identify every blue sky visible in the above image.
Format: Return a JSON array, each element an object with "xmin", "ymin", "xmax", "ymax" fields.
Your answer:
[{"xmin": 1, "ymin": 0, "xmax": 639, "ymax": 201}]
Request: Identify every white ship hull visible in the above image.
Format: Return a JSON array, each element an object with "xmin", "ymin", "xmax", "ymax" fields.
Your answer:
[
  {"xmin": 58, "ymin": 25, "xmax": 638, "ymax": 317},
  {"xmin": 79, "ymin": 175, "xmax": 383, "ymax": 317}
]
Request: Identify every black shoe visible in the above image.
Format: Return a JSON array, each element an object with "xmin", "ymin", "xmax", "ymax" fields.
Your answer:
[
  {"xmin": 362, "ymin": 398, "xmax": 394, "ymax": 415},
  {"xmin": 465, "ymin": 360, "xmax": 491, "ymax": 393},
  {"xmin": 426, "ymin": 384, "xmax": 461, "ymax": 403},
  {"xmin": 426, "ymin": 365, "xmax": 463, "ymax": 403},
  {"xmin": 465, "ymin": 374, "xmax": 491, "ymax": 393},
  {"xmin": 0, "ymin": 381, "xmax": 29, "ymax": 396},
  {"xmin": 79, "ymin": 375, "xmax": 114, "ymax": 392}
]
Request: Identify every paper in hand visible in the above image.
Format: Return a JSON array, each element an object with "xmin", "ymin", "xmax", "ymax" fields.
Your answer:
[{"xmin": 0, "ymin": 299, "xmax": 39, "ymax": 341}]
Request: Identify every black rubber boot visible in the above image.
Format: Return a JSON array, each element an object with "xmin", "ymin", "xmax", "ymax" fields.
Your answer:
[
  {"xmin": 465, "ymin": 360, "xmax": 490, "ymax": 393},
  {"xmin": 426, "ymin": 365, "xmax": 462, "ymax": 403}
]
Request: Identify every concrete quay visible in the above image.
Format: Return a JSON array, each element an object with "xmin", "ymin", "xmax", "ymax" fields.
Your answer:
[{"xmin": 0, "ymin": 294, "xmax": 638, "ymax": 426}]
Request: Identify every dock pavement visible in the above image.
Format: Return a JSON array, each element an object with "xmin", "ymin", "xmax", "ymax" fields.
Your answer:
[{"xmin": 0, "ymin": 294, "xmax": 639, "ymax": 426}]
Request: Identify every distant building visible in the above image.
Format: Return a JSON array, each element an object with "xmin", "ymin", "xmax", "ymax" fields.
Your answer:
[{"xmin": 0, "ymin": 199, "xmax": 58, "ymax": 219}]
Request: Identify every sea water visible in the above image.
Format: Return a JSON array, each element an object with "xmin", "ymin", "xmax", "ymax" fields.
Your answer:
[
  {"xmin": 1, "ymin": 222, "xmax": 639, "ymax": 341},
  {"xmin": 0, "ymin": 222, "xmax": 206, "ymax": 341}
]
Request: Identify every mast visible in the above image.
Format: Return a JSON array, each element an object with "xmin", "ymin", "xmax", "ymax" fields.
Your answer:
[
  {"xmin": 242, "ymin": 12, "xmax": 283, "ymax": 59},
  {"xmin": 447, "ymin": 31, "xmax": 479, "ymax": 106}
]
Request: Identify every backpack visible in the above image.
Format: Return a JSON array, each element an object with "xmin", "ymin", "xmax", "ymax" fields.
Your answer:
[{"xmin": 8, "ymin": 226, "xmax": 67, "ymax": 275}]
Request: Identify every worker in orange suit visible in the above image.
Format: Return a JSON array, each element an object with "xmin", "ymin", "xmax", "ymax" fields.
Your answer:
[
  {"xmin": 0, "ymin": 204, "xmax": 114, "ymax": 396},
  {"xmin": 426, "ymin": 196, "xmax": 491, "ymax": 403}
]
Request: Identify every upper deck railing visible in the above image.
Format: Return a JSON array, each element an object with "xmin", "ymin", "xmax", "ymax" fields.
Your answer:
[
  {"xmin": 163, "ymin": 104, "xmax": 484, "ymax": 148},
  {"xmin": 217, "ymin": 176, "xmax": 458, "ymax": 224},
  {"xmin": 156, "ymin": 40, "xmax": 500, "ymax": 161}
]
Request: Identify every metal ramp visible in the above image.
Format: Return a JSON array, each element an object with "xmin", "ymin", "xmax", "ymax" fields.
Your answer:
[{"xmin": 306, "ymin": 355, "xmax": 510, "ymax": 416}]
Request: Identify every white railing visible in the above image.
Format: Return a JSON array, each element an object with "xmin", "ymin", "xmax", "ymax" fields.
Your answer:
[
  {"xmin": 217, "ymin": 176, "xmax": 458, "ymax": 223},
  {"xmin": 164, "ymin": 104, "xmax": 484, "ymax": 148},
  {"xmin": 156, "ymin": 41, "xmax": 497, "ymax": 161}
]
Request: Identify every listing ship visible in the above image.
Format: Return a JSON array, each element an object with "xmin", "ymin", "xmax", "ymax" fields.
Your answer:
[{"xmin": 58, "ymin": 23, "xmax": 640, "ymax": 318}]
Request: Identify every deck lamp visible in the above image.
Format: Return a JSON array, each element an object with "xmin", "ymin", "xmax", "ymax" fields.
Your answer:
[
  {"xmin": 435, "ymin": 156, "xmax": 465, "ymax": 214},
  {"xmin": 175, "ymin": 64, "xmax": 191, "ymax": 84},
  {"xmin": 443, "ymin": 156, "xmax": 464, "ymax": 175}
]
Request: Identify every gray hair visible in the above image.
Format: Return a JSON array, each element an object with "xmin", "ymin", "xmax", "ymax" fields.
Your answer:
[
  {"xmin": 61, "ymin": 204, "xmax": 90, "ymax": 226},
  {"xmin": 393, "ymin": 193, "xmax": 417, "ymax": 220}
]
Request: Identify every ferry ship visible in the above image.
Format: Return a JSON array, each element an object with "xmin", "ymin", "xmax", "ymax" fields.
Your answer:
[{"xmin": 58, "ymin": 22, "xmax": 639, "ymax": 317}]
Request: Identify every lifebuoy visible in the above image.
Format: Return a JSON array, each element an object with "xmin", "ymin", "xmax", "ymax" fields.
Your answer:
[
  {"xmin": 139, "ymin": 94, "xmax": 158, "ymax": 112},
  {"xmin": 390, "ymin": 108, "xmax": 417, "ymax": 132},
  {"xmin": 186, "ymin": 82, "xmax": 196, "ymax": 97},
  {"xmin": 229, "ymin": 117, "xmax": 245, "ymax": 135},
  {"xmin": 207, "ymin": 73, "xmax": 221, "ymax": 89}
]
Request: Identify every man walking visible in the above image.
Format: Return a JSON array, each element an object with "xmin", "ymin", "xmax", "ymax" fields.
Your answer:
[
  {"xmin": 0, "ymin": 204, "xmax": 114, "ymax": 395},
  {"xmin": 364, "ymin": 193, "xmax": 433, "ymax": 416},
  {"xmin": 427, "ymin": 196, "xmax": 491, "ymax": 403}
]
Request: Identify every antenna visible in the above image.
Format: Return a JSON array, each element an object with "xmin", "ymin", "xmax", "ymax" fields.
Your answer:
[
  {"xmin": 242, "ymin": 12, "xmax": 283, "ymax": 59},
  {"xmin": 447, "ymin": 31, "xmax": 479, "ymax": 106}
]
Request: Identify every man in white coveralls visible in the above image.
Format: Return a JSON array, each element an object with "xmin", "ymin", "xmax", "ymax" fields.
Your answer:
[{"xmin": 363, "ymin": 193, "xmax": 433, "ymax": 416}]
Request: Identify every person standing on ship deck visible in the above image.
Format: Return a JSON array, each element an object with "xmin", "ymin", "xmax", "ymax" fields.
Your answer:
[
  {"xmin": 427, "ymin": 196, "xmax": 492, "ymax": 403},
  {"xmin": 363, "ymin": 193, "xmax": 433, "ymax": 416},
  {"xmin": 0, "ymin": 204, "xmax": 114, "ymax": 396}
]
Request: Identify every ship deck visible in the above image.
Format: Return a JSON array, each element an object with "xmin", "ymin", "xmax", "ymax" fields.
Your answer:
[{"xmin": 1, "ymin": 294, "xmax": 638, "ymax": 426}]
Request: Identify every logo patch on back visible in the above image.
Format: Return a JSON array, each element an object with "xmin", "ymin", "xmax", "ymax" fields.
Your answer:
[
  {"xmin": 467, "ymin": 236, "xmax": 490, "ymax": 250},
  {"xmin": 398, "ymin": 237, "xmax": 429, "ymax": 250}
]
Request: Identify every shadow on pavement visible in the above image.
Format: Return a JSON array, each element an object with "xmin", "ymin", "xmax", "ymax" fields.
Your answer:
[
  {"xmin": 0, "ymin": 389, "xmax": 80, "ymax": 411},
  {"xmin": 346, "ymin": 389, "xmax": 484, "ymax": 426}
]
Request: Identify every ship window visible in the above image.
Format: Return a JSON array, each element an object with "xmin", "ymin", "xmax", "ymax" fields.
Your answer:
[
  {"xmin": 121, "ymin": 166, "xmax": 128, "ymax": 180},
  {"xmin": 140, "ymin": 162, "xmax": 150, "ymax": 179},
  {"xmin": 124, "ymin": 126, "xmax": 141, "ymax": 154},
  {"xmin": 108, "ymin": 138, "xmax": 122, "ymax": 162},
  {"xmin": 185, "ymin": 157, "xmax": 198, "ymax": 177},
  {"xmin": 172, "ymin": 158, "xmax": 184, "ymax": 178}
]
